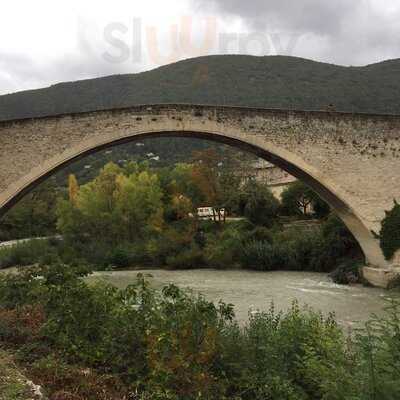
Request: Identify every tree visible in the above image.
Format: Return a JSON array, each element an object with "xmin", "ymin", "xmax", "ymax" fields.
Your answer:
[
  {"xmin": 191, "ymin": 149, "xmax": 221, "ymax": 206},
  {"xmin": 281, "ymin": 182, "xmax": 330, "ymax": 218},
  {"xmin": 170, "ymin": 194, "xmax": 193, "ymax": 221},
  {"xmin": 242, "ymin": 180, "xmax": 280, "ymax": 227},
  {"xmin": 167, "ymin": 163, "xmax": 204, "ymax": 206},
  {"xmin": 0, "ymin": 181, "xmax": 59, "ymax": 240},
  {"xmin": 114, "ymin": 170, "xmax": 164, "ymax": 240},
  {"xmin": 57, "ymin": 162, "xmax": 164, "ymax": 244},
  {"xmin": 68, "ymin": 174, "xmax": 79, "ymax": 206},
  {"xmin": 190, "ymin": 148, "xmax": 245, "ymax": 217}
]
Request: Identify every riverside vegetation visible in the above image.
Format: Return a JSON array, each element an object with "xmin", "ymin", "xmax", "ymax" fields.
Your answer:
[
  {"xmin": 1, "ymin": 264, "xmax": 400, "ymax": 399},
  {"xmin": 0, "ymin": 149, "xmax": 399, "ymax": 399},
  {"xmin": 0, "ymin": 149, "xmax": 363, "ymax": 283}
]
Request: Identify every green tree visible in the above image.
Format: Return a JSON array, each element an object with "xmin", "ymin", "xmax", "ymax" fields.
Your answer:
[
  {"xmin": 242, "ymin": 180, "xmax": 280, "ymax": 227},
  {"xmin": 0, "ymin": 181, "xmax": 59, "ymax": 241},
  {"xmin": 114, "ymin": 171, "xmax": 164, "ymax": 240},
  {"xmin": 57, "ymin": 162, "xmax": 164, "ymax": 245},
  {"xmin": 281, "ymin": 181, "xmax": 330, "ymax": 218},
  {"xmin": 191, "ymin": 149, "xmax": 221, "ymax": 206},
  {"xmin": 166, "ymin": 163, "xmax": 204, "ymax": 206}
]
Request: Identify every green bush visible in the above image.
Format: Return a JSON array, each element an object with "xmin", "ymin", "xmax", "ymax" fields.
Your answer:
[
  {"xmin": 0, "ymin": 239, "xmax": 58, "ymax": 269},
  {"xmin": 280, "ymin": 181, "xmax": 331, "ymax": 218},
  {"xmin": 166, "ymin": 245, "xmax": 204, "ymax": 269},
  {"xmin": 240, "ymin": 240, "xmax": 277, "ymax": 270},
  {"xmin": 239, "ymin": 216, "xmax": 364, "ymax": 274},
  {"xmin": 240, "ymin": 230, "xmax": 307, "ymax": 272},
  {"xmin": 107, "ymin": 242, "xmax": 159, "ymax": 269},
  {"xmin": 0, "ymin": 182, "xmax": 59, "ymax": 242},
  {"xmin": 329, "ymin": 260, "xmax": 362, "ymax": 284},
  {"xmin": 241, "ymin": 181, "xmax": 280, "ymax": 227},
  {"xmin": 354, "ymin": 300, "xmax": 400, "ymax": 399},
  {"xmin": 108, "ymin": 246, "xmax": 132, "ymax": 269},
  {"xmin": 204, "ymin": 225, "xmax": 245, "ymax": 268},
  {"xmin": 0, "ymin": 267, "xmax": 47, "ymax": 309},
  {"xmin": 244, "ymin": 226, "xmax": 273, "ymax": 243},
  {"xmin": 380, "ymin": 200, "xmax": 400, "ymax": 260}
]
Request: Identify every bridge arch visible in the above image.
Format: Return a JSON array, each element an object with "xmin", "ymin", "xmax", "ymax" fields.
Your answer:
[
  {"xmin": 0, "ymin": 126, "xmax": 387, "ymax": 270},
  {"xmin": 1, "ymin": 104, "xmax": 400, "ymax": 286}
]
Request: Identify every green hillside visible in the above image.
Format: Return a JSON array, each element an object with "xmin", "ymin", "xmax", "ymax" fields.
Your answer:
[{"xmin": 2, "ymin": 55, "xmax": 400, "ymax": 121}]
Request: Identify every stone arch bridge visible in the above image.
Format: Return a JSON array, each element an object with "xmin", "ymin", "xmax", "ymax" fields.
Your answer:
[{"xmin": 0, "ymin": 104, "xmax": 399, "ymax": 287}]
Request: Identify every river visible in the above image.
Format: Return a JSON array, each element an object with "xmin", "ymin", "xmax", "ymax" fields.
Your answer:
[{"xmin": 89, "ymin": 269, "xmax": 400, "ymax": 330}]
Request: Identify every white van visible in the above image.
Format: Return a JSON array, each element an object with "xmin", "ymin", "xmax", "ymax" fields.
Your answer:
[{"xmin": 197, "ymin": 207, "xmax": 226, "ymax": 222}]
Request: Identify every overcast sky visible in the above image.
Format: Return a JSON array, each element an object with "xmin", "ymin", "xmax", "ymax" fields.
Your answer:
[{"xmin": 1, "ymin": 0, "xmax": 400, "ymax": 95}]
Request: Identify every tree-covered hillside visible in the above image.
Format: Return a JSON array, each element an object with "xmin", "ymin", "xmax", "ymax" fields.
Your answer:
[{"xmin": 1, "ymin": 55, "xmax": 400, "ymax": 121}]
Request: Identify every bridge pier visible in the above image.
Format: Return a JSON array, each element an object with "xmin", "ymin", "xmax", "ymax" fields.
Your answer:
[
  {"xmin": 364, "ymin": 250, "xmax": 400, "ymax": 288},
  {"xmin": 363, "ymin": 265, "xmax": 400, "ymax": 288}
]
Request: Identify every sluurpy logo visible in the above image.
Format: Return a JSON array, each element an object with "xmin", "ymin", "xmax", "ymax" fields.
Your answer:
[{"xmin": 97, "ymin": 16, "xmax": 301, "ymax": 66}]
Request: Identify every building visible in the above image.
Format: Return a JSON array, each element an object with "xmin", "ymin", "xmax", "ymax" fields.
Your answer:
[{"xmin": 243, "ymin": 160, "xmax": 297, "ymax": 200}]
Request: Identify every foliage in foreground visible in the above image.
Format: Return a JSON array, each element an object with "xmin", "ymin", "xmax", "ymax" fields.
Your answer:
[{"xmin": 0, "ymin": 264, "xmax": 400, "ymax": 399}]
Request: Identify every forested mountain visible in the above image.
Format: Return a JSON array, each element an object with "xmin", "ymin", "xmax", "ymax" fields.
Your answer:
[{"xmin": 2, "ymin": 55, "xmax": 400, "ymax": 122}]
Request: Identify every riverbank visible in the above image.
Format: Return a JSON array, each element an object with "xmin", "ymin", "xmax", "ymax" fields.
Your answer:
[
  {"xmin": 2, "ymin": 266, "xmax": 397, "ymax": 329},
  {"xmin": 88, "ymin": 268, "xmax": 399, "ymax": 329}
]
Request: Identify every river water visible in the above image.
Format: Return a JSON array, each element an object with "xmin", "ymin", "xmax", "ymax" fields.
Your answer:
[{"xmin": 89, "ymin": 269, "xmax": 400, "ymax": 330}]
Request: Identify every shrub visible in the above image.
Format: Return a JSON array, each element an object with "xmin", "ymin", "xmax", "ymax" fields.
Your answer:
[
  {"xmin": 354, "ymin": 299, "xmax": 400, "ymax": 399},
  {"xmin": 329, "ymin": 260, "xmax": 362, "ymax": 284},
  {"xmin": 240, "ymin": 240, "xmax": 273, "ymax": 270},
  {"xmin": 235, "ymin": 302, "xmax": 353, "ymax": 399},
  {"xmin": 0, "ymin": 239, "xmax": 58, "ymax": 269},
  {"xmin": 228, "ymin": 218, "xmax": 255, "ymax": 232},
  {"xmin": 244, "ymin": 226, "xmax": 273, "ymax": 243},
  {"xmin": 280, "ymin": 181, "xmax": 331, "ymax": 218},
  {"xmin": 204, "ymin": 225, "xmax": 245, "ymax": 268},
  {"xmin": 240, "ymin": 216, "xmax": 363, "ymax": 274},
  {"xmin": 166, "ymin": 245, "xmax": 204, "ymax": 269},
  {"xmin": 379, "ymin": 200, "xmax": 400, "ymax": 260},
  {"xmin": 108, "ymin": 245, "xmax": 133, "ymax": 269},
  {"xmin": 318, "ymin": 214, "xmax": 364, "ymax": 268},
  {"xmin": 242, "ymin": 181, "xmax": 280, "ymax": 227},
  {"xmin": 240, "ymin": 240, "xmax": 291, "ymax": 271},
  {"xmin": 0, "ymin": 305, "xmax": 45, "ymax": 344},
  {"xmin": 0, "ymin": 182, "xmax": 59, "ymax": 242}
]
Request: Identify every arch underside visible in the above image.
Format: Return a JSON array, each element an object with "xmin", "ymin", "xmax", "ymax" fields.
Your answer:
[{"xmin": 0, "ymin": 129, "xmax": 388, "ymax": 268}]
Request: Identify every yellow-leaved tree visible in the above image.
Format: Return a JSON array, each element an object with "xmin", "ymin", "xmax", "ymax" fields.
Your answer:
[{"xmin": 68, "ymin": 174, "xmax": 79, "ymax": 207}]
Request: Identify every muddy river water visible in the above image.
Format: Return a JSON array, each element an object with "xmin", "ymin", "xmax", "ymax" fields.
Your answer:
[{"xmin": 89, "ymin": 269, "xmax": 400, "ymax": 330}]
